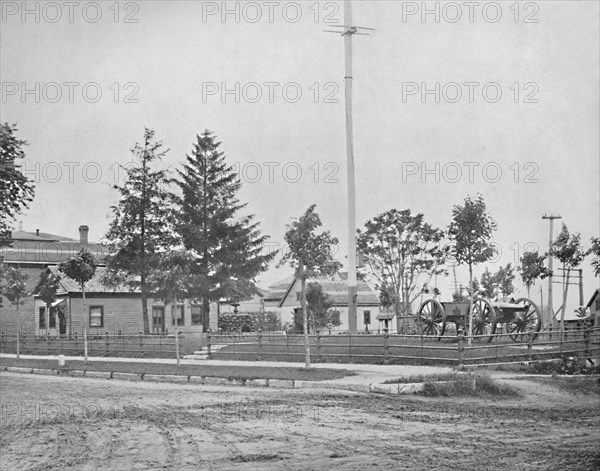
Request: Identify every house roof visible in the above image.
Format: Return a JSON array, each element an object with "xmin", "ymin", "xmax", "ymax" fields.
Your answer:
[
  {"xmin": 45, "ymin": 266, "xmax": 134, "ymax": 294},
  {"xmin": 277, "ymin": 273, "xmax": 380, "ymax": 307},
  {"xmin": 263, "ymin": 275, "xmax": 295, "ymax": 301},
  {"xmin": 10, "ymin": 230, "xmax": 77, "ymax": 242},
  {"xmin": 2, "ymin": 240, "xmax": 107, "ymax": 265},
  {"xmin": 586, "ymin": 289, "xmax": 599, "ymax": 308}
]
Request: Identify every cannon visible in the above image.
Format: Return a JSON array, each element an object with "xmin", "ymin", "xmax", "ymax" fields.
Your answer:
[{"xmin": 415, "ymin": 297, "xmax": 541, "ymax": 342}]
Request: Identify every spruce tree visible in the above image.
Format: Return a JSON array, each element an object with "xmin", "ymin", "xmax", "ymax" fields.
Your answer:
[
  {"xmin": 105, "ymin": 128, "xmax": 176, "ymax": 334},
  {"xmin": 175, "ymin": 131, "xmax": 275, "ymax": 331}
]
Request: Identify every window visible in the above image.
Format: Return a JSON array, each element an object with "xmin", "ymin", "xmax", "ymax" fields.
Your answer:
[
  {"xmin": 296, "ymin": 292, "xmax": 301, "ymax": 301},
  {"xmin": 89, "ymin": 306, "xmax": 104, "ymax": 327},
  {"xmin": 596, "ymin": 299, "xmax": 600, "ymax": 311},
  {"xmin": 363, "ymin": 310, "xmax": 371, "ymax": 325},
  {"xmin": 152, "ymin": 307, "xmax": 165, "ymax": 332},
  {"xmin": 172, "ymin": 305, "xmax": 184, "ymax": 326},
  {"xmin": 39, "ymin": 307, "xmax": 46, "ymax": 329},
  {"xmin": 191, "ymin": 305, "xmax": 203, "ymax": 325}
]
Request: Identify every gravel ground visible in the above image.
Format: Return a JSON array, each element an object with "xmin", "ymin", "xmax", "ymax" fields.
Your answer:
[{"xmin": 1, "ymin": 372, "xmax": 598, "ymax": 470}]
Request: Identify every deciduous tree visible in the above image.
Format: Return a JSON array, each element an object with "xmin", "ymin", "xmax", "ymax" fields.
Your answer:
[
  {"xmin": 34, "ymin": 269, "xmax": 62, "ymax": 335},
  {"xmin": 357, "ymin": 209, "xmax": 448, "ymax": 333},
  {"xmin": 3, "ymin": 267, "xmax": 29, "ymax": 358},
  {"xmin": 279, "ymin": 204, "xmax": 341, "ymax": 368},
  {"xmin": 304, "ymin": 282, "xmax": 340, "ymax": 333},
  {"xmin": 448, "ymin": 194, "xmax": 497, "ymax": 343},
  {"xmin": 589, "ymin": 237, "xmax": 600, "ymax": 277},
  {"xmin": 60, "ymin": 248, "xmax": 96, "ymax": 332},
  {"xmin": 518, "ymin": 251, "xmax": 552, "ymax": 297},
  {"xmin": 0, "ymin": 123, "xmax": 35, "ymax": 245},
  {"xmin": 551, "ymin": 224, "xmax": 586, "ymax": 330}
]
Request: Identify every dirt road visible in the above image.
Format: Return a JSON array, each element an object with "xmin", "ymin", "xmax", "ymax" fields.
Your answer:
[{"xmin": 1, "ymin": 372, "xmax": 598, "ymax": 470}]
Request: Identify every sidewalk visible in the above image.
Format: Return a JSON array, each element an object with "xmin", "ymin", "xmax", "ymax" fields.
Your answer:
[{"xmin": 0, "ymin": 353, "xmax": 453, "ymax": 393}]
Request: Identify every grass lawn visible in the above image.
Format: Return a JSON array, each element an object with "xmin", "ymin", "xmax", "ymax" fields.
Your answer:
[{"xmin": 0, "ymin": 357, "xmax": 355, "ymax": 382}]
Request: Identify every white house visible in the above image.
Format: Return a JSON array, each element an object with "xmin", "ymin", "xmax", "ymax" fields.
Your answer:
[{"xmin": 277, "ymin": 272, "xmax": 382, "ymax": 332}]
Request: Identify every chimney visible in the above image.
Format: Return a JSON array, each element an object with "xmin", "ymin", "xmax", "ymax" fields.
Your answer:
[
  {"xmin": 36, "ymin": 229, "xmax": 40, "ymax": 236},
  {"xmin": 79, "ymin": 225, "xmax": 89, "ymax": 245},
  {"xmin": 19, "ymin": 221, "xmax": 23, "ymax": 231}
]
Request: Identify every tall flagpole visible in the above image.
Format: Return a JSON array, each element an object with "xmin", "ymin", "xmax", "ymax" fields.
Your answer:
[
  {"xmin": 344, "ymin": 0, "xmax": 358, "ymax": 334},
  {"xmin": 325, "ymin": 2, "xmax": 373, "ymax": 334}
]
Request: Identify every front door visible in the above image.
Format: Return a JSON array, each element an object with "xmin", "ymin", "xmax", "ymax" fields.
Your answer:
[{"xmin": 152, "ymin": 307, "xmax": 165, "ymax": 333}]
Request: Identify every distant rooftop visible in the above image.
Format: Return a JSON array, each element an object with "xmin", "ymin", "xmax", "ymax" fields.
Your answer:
[
  {"xmin": 2, "ymin": 226, "xmax": 106, "ymax": 265},
  {"xmin": 10, "ymin": 230, "xmax": 77, "ymax": 242}
]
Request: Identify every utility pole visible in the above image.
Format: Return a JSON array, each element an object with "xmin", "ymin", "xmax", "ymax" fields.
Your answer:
[
  {"xmin": 542, "ymin": 214, "xmax": 561, "ymax": 329},
  {"xmin": 578, "ymin": 269, "xmax": 583, "ymax": 307},
  {"xmin": 325, "ymin": 1, "xmax": 373, "ymax": 334}
]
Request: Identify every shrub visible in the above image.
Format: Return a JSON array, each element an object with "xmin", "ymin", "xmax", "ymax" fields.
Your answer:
[
  {"xmin": 218, "ymin": 311, "xmax": 282, "ymax": 333},
  {"xmin": 385, "ymin": 372, "xmax": 519, "ymax": 397},
  {"xmin": 524, "ymin": 355, "xmax": 600, "ymax": 375},
  {"xmin": 218, "ymin": 313, "xmax": 257, "ymax": 332}
]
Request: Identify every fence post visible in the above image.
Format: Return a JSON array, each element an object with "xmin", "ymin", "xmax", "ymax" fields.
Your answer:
[
  {"xmin": 349, "ymin": 333, "xmax": 352, "ymax": 361},
  {"xmin": 527, "ymin": 332, "xmax": 533, "ymax": 362},
  {"xmin": 316, "ymin": 331, "xmax": 321, "ymax": 363},
  {"xmin": 383, "ymin": 333, "xmax": 390, "ymax": 365},
  {"xmin": 458, "ymin": 333, "xmax": 465, "ymax": 367},
  {"xmin": 16, "ymin": 325, "xmax": 20, "ymax": 360},
  {"xmin": 175, "ymin": 327, "xmax": 180, "ymax": 367},
  {"xmin": 207, "ymin": 330, "xmax": 212, "ymax": 358},
  {"xmin": 139, "ymin": 333, "xmax": 143, "ymax": 357},
  {"xmin": 286, "ymin": 332, "xmax": 290, "ymax": 360},
  {"xmin": 584, "ymin": 323, "xmax": 591, "ymax": 359},
  {"xmin": 258, "ymin": 329, "xmax": 263, "ymax": 361},
  {"xmin": 83, "ymin": 325, "xmax": 88, "ymax": 363}
]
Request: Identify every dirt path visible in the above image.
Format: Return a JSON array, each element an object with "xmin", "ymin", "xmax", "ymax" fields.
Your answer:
[{"xmin": 1, "ymin": 372, "xmax": 598, "ymax": 470}]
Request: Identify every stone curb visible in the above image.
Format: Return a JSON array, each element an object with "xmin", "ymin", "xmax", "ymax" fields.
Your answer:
[
  {"xmin": 112, "ymin": 372, "xmax": 143, "ymax": 381},
  {"xmin": 85, "ymin": 370, "xmax": 112, "ymax": 379},
  {"xmin": 1, "ymin": 367, "xmax": 435, "ymax": 395},
  {"xmin": 144, "ymin": 374, "xmax": 189, "ymax": 383},
  {"xmin": 32, "ymin": 368, "xmax": 59, "ymax": 376},
  {"xmin": 6, "ymin": 366, "xmax": 33, "ymax": 374}
]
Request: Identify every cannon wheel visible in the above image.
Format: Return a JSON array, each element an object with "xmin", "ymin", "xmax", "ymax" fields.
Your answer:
[
  {"xmin": 469, "ymin": 298, "xmax": 496, "ymax": 342},
  {"xmin": 506, "ymin": 298, "xmax": 541, "ymax": 343},
  {"xmin": 415, "ymin": 299, "xmax": 446, "ymax": 338}
]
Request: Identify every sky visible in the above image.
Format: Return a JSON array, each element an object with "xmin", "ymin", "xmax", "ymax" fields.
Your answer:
[{"xmin": 1, "ymin": 0, "xmax": 599, "ymax": 316}]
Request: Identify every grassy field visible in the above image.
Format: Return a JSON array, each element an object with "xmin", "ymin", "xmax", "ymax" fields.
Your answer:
[{"xmin": 0, "ymin": 357, "xmax": 354, "ymax": 381}]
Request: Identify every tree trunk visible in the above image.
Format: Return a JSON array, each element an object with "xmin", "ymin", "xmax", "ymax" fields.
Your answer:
[
  {"xmin": 171, "ymin": 300, "xmax": 175, "ymax": 333},
  {"xmin": 203, "ymin": 297, "xmax": 210, "ymax": 332},
  {"xmin": 82, "ymin": 283, "xmax": 86, "ymax": 335},
  {"xmin": 559, "ymin": 265, "xmax": 570, "ymax": 332},
  {"xmin": 16, "ymin": 302, "xmax": 20, "ymax": 359},
  {"xmin": 300, "ymin": 276, "xmax": 311, "ymax": 368},
  {"xmin": 394, "ymin": 300, "xmax": 402, "ymax": 333},
  {"xmin": 467, "ymin": 264, "xmax": 473, "ymax": 346},
  {"xmin": 140, "ymin": 275, "xmax": 150, "ymax": 335},
  {"xmin": 46, "ymin": 302, "xmax": 50, "ymax": 339}
]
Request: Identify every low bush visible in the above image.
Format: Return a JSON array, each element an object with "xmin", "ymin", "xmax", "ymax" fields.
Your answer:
[
  {"xmin": 522, "ymin": 355, "xmax": 600, "ymax": 375},
  {"xmin": 384, "ymin": 372, "xmax": 519, "ymax": 397}
]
